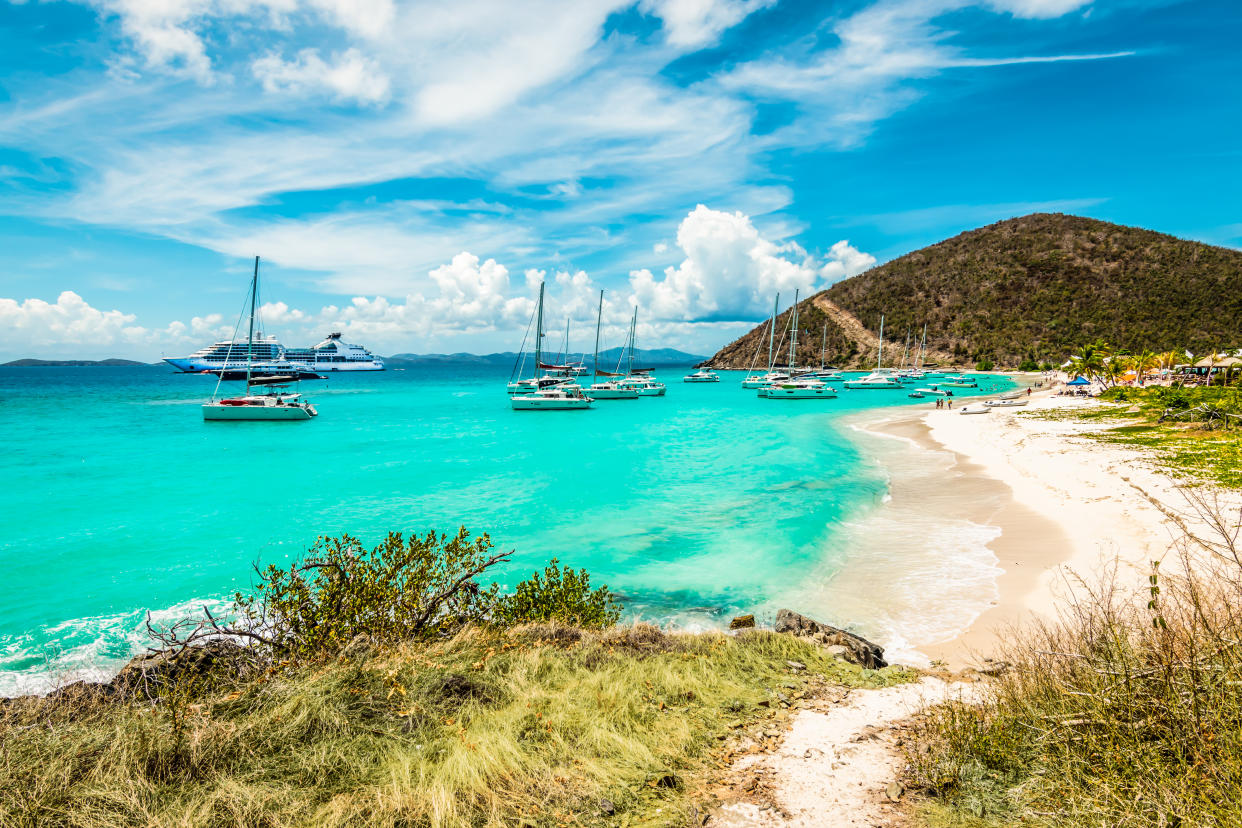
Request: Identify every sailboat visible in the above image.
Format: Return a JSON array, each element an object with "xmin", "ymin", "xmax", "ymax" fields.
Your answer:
[
  {"xmin": 618, "ymin": 308, "xmax": 667, "ymax": 396},
  {"xmin": 740, "ymin": 292, "xmax": 789, "ymax": 389},
  {"xmin": 202, "ymin": 257, "xmax": 318, "ymax": 421},
  {"xmin": 758, "ymin": 290, "xmax": 836, "ymax": 399},
  {"xmin": 844, "ymin": 314, "xmax": 902, "ymax": 389},
  {"xmin": 587, "ymin": 290, "xmax": 639, "ymax": 399},
  {"xmin": 510, "ymin": 282, "xmax": 594, "ymax": 410}
]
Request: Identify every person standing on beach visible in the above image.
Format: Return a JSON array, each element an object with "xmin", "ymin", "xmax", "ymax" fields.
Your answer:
[{"xmin": 948, "ymin": 399, "xmax": 953, "ymax": 409}]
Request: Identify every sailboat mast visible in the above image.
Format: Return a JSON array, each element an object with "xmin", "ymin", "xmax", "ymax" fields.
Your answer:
[
  {"xmin": 820, "ymin": 326, "xmax": 827, "ymax": 370},
  {"xmin": 902, "ymin": 330, "xmax": 911, "ymax": 369},
  {"xmin": 877, "ymin": 314, "xmax": 885, "ymax": 370},
  {"xmin": 534, "ymin": 282, "xmax": 545, "ymax": 374},
  {"xmin": 788, "ymin": 289, "xmax": 799, "ymax": 370},
  {"xmin": 246, "ymin": 255, "xmax": 258, "ymax": 388},
  {"xmin": 919, "ymin": 324, "xmax": 927, "ymax": 369},
  {"xmin": 628, "ymin": 309, "xmax": 637, "ymax": 376},
  {"xmin": 593, "ymin": 290, "xmax": 603, "ymax": 377},
  {"xmin": 768, "ymin": 292, "xmax": 779, "ymax": 372}
]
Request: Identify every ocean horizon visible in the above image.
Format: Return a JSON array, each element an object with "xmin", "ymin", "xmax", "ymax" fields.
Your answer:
[{"xmin": 0, "ymin": 364, "xmax": 1016, "ymax": 695}]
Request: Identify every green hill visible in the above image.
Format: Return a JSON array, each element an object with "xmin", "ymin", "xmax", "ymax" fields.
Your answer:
[{"xmin": 707, "ymin": 214, "xmax": 1242, "ymax": 369}]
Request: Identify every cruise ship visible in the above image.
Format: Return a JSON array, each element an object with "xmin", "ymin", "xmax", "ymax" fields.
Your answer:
[{"xmin": 166, "ymin": 332, "xmax": 385, "ymax": 373}]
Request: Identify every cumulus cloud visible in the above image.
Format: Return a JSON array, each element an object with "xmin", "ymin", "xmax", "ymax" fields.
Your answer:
[
  {"xmin": 252, "ymin": 48, "xmax": 390, "ymax": 105},
  {"xmin": 641, "ymin": 0, "xmax": 776, "ymax": 48},
  {"xmin": 304, "ymin": 252, "xmax": 536, "ymax": 344},
  {"xmin": 0, "ymin": 291, "xmax": 142, "ymax": 346},
  {"xmin": 627, "ymin": 205, "xmax": 870, "ymax": 322},
  {"xmin": 820, "ymin": 240, "xmax": 876, "ymax": 283}
]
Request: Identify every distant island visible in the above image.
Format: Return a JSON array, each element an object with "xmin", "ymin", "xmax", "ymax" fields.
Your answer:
[
  {"xmin": 2, "ymin": 358, "xmax": 154, "ymax": 367},
  {"xmin": 706, "ymin": 212, "xmax": 1242, "ymax": 370},
  {"xmin": 384, "ymin": 347, "xmax": 707, "ymax": 368}
]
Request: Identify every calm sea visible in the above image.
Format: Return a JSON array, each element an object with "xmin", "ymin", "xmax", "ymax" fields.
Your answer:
[{"xmin": 0, "ymin": 364, "xmax": 1015, "ymax": 693}]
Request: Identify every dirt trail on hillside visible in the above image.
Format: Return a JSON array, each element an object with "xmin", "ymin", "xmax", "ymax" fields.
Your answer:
[{"xmin": 811, "ymin": 296, "xmax": 957, "ymax": 367}]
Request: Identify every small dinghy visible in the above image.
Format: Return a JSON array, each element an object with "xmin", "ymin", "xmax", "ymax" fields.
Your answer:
[{"xmin": 959, "ymin": 403, "xmax": 991, "ymax": 415}]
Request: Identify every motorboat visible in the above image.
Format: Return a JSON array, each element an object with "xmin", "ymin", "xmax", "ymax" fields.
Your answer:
[
  {"xmin": 742, "ymin": 371, "xmax": 789, "ymax": 389},
  {"xmin": 916, "ymin": 387, "xmax": 951, "ymax": 396},
  {"xmin": 510, "ymin": 385, "xmax": 594, "ymax": 410},
  {"xmin": 908, "ymin": 390, "xmax": 925, "ymax": 398},
  {"xmin": 759, "ymin": 380, "xmax": 837, "ymax": 399},
  {"xmin": 621, "ymin": 376, "xmax": 667, "ymax": 396},
  {"xmin": 959, "ymin": 403, "xmax": 991, "ymax": 415},
  {"xmin": 844, "ymin": 372, "xmax": 903, "ymax": 389},
  {"xmin": 684, "ymin": 369, "xmax": 720, "ymax": 383},
  {"xmin": 202, "ymin": 258, "xmax": 319, "ymax": 422},
  {"xmin": 588, "ymin": 380, "xmax": 639, "ymax": 399}
]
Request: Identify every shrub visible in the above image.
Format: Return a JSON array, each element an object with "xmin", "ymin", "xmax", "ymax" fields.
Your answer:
[
  {"xmin": 1017, "ymin": 358, "xmax": 1039, "ymax": 371},
  {"xmin": 974, "ymin": 359, "xmax": 995, "ymax": 371},
  {"xmin": 492, "ymin": 558, "xmax": 621, "ymax": 628},
  {"xmin": 232, "ymin": 528, "xmax": 510, "ymax": 660}
]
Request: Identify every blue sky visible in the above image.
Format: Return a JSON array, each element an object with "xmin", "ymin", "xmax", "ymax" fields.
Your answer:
[{"xmin": 0, "ymin": 0, "xmax": 1237, "ymax": 359}]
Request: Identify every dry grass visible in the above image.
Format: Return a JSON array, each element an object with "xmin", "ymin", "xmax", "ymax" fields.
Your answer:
[
  {"xmin": 908, "ymin": 490, "xmax": 1242, "ymax": 827},
  {"xmin": 0, "ymin": 625, "xmax": 913, "ymax": 827}
]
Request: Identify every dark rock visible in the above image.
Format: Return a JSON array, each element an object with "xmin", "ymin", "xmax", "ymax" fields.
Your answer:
[
  {"xmin": 110, "ymin": 639, "xmax": 246, "ymax": 697},
  {"xmin": 773, "ymin": 609, "xmax": 888, "ymax": 669},
  {"xmin": 653, "ymin": 772, "xmax": 683, "ymax": 790},
  {"xmin": 785, "ymin": 660, "xmax": 806, "ymax": 671},
  {"xmin": 728, "ymin": 614, "xmax": 756, "ymax": 629},
  {"xmin": 599, "ymin": 798, "xmax": 616, "ymax": 816}
]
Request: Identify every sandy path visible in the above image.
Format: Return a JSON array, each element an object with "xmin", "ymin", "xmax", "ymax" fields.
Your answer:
[{"xmin": 711, "ymin": 677, "xmax": 979, "ymax": 827}]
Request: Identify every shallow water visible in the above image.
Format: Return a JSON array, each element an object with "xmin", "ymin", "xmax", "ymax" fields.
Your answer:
[{"xmin": 0, "ymin": 365, "xmax": 1016, "ymax": 693}]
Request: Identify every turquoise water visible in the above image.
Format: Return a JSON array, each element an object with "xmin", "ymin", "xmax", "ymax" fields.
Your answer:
[{"xmin": 0, "ymin": 365, "xmax": 1014, "ymax": 693}]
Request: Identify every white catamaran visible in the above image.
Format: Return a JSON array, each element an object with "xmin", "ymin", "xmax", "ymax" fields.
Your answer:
[
  {"xmin": 587, "ymin": 290, "xmax": 640, "ymax": 399},
  {"xmin": 202, "ymin": 257, "xmax": 318, "ymax": 421},
  {"xmin": 844, "ymin": 314, "xmax": 902, "ymax": 389},
  {"xmin": 510, "ymin": 282, "xmax": 594, "ymax": 410},
  {"xmin": 758, "ymin": 289, "xmax": 836, "ymax": 399}
]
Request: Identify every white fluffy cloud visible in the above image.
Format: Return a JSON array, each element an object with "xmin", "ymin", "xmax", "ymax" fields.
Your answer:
[
  {"xmin": 0, "ymin": 291, "xmax": 142, "ymax": 346},
  {"xmin": 303, "ymin": 252, "xmax": 535, "ymax": 344},
  {"xmin": 627, "ymin": 205, "xmax": 874, "ymax": 322},
  {"xmin": 641, "ymin": 0, "xmax": 776, "ymax": 47},
  {"xmin": 252, "ymin": 48, "xmax": 391, "ymax": 105},
  {"xmin": 820, "ymin": 240, "xmax": 876, "ymax": 283}
]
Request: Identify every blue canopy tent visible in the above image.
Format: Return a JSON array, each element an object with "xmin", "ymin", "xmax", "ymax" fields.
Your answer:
[{"xmin": 1066, "ymin": 376, "xmax": 1092, "ymax": 386}]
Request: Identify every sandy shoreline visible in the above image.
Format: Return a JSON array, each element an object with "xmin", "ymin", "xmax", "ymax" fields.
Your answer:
[{"xmin": 854, "ymin": 384, "xmax": 1226, "ymax": 668}]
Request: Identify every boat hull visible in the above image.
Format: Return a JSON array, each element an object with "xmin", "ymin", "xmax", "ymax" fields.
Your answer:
[
  {"xmin": 761, "ymin": 387, "xmax": 837, "ymax": 399},
  {"xmin": 202, "ymin": 403, "xmax": 315, "ymax": 420},
  {"xmin": 842, "ymin": 381, "xmax": 901, "ymax": 389},
  {"xmin": 683, "ymin": 377, "xmax": 720, "ymax": 383},
  {"xmin": 588, "ymin": 387, "xmax": 640, "ymax": 399},
  {"xmin": 510, "ymin": 397, "xmax": 593, "ymax": 410}
]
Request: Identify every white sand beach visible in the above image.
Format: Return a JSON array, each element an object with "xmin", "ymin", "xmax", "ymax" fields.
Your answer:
[{"xmin": 858, "ymin": 383, "xmax": 1239, "ymax": 667}]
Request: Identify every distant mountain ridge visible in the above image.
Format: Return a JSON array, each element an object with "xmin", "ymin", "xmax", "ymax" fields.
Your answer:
[
  {"xmin": 706, "ymin": 213, "xmax": 1242, "ymax": 369},
  {"xmin": 385, "ymin": 347, "xmax": 706, "ymax": 367},
  {"xmin": 2, "ymin": 358, "xmax": 153, "ymax": 367}
]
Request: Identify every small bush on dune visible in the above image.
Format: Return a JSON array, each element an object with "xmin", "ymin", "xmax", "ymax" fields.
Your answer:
[{"xmin": 492, "ymin": 558, "xmax": 620, "ymax": 628}]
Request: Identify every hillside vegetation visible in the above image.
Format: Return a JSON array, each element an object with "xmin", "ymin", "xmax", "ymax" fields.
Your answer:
[{"xmin": 706, "ymin": 214, "xmax": 1242, "ymax": 369}]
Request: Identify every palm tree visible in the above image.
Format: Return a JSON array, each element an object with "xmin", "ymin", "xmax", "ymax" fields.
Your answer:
[
  {"xmin": 1069, "ymin": 340, "xmax": 1109, "ymax": 383},
  {"xmin": 1130, "ymin": 349, "xmax": 1158, "ymax": 385}
]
